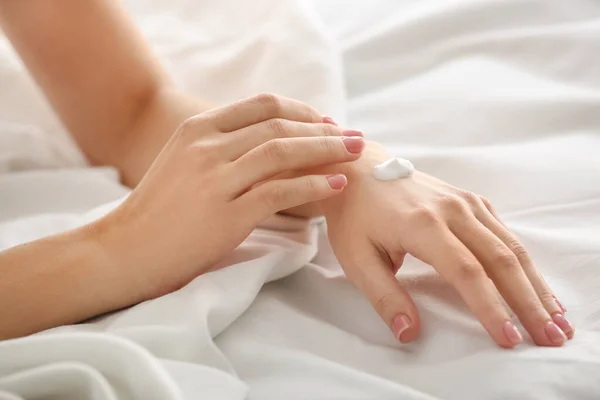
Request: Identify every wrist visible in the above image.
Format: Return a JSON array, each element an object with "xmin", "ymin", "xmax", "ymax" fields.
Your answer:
[
  {"xmin": 88, "ymin": 209, "xmax": 164, "ymax": 304},
  {"xmin": 318, "ymin": 141, "xmax": 389, "ymax": 214}
]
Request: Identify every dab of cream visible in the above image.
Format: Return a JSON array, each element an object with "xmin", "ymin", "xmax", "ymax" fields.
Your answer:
[{"xmin": 373, "ymin": 158, "xmax": 415, "ymax": 181}]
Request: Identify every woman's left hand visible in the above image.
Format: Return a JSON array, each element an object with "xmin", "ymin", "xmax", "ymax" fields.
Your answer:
[{"xmin": 321, "ymin": 143, "xmax": 574, "ymax": 348}]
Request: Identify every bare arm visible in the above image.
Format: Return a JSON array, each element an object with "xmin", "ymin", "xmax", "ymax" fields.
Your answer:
[
  {"xmin": 0, "ymin": 222, "xmax": 140, "ymax": 339},
  {"xmin": 0, "ymin": 2, "xmax": 573, "ymax": 347},
  {"xmin": 0, "ymin": 0, "xmax": 322, "ymax": 216},
  {"xmin": 0, "ymin": 0, "xmax": 209, "ymax": 186}
]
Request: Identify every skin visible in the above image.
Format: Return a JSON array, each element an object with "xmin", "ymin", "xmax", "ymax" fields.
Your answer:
[{"xmin": 0, "ymin": 0, "xmax": 574, "ymax": 347}]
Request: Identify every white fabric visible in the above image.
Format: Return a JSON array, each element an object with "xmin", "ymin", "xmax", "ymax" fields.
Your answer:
[{"xmin": 1, "ymin": 0, "xmax": 600, "ymax": 399}]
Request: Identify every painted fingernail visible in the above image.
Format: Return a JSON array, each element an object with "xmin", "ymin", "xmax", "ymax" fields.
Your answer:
[
  {"xmin": 326, "ymin": 174, "xmax": 347, "ymax": 190},
  {"xmin": 503, "ymin": 321, "xmax": 523, "ymax": 346},
  {"xmin": 545, "ymin": 321, "xmax": 567, "ymax": 345},
  {"xmin": 342, "ymin": 136, "xmax": 365, "ymax": 153},
  {"xmin": 342, "ymin": 129, "xmax": 364, "ymax": 137},
  {"xmin": 322, "ymin": 116, "xmax": 338, "ymax": 125},
  {"xmin": 555, "ymin": 297, "xmax": 567, "ymax": 313},
  {"xmin": 552, "ymin": 313, "xmax": 574, "ymax": 339},
  {"xmin": 392, "ymin": 314, "xmax": 412, "ymax": 343}
]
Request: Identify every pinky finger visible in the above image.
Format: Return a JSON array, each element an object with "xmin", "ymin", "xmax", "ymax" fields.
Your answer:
[{"xmin": 236, "ymin": 174, "xmax": 347, "ymax": 222}]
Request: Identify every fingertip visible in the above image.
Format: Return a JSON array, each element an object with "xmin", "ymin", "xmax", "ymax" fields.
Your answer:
[
  {"xmin": 392, "ymin": 313, "xmax": 421, "ymax": 343},
  {"xmin": 322, "ymin": 115, "xmax": 338, "ymax": 126},
  {"xmin": 342, "ymin": 136, "xmax": 365, "ymax": 154},
  {"xmin": 501, "ymin": 320, "xmax": 523, "ymax": 348},
  {"xmin": 528, "ymin": 321, "xmax": 567, "ymax": 347},
  {"xmin": 550, "ymin": 313, "xmax": 574, "ymax": 341},
  {"xmin": 326, "ymin": 174, "xmax": 347, "ymax": 190}
]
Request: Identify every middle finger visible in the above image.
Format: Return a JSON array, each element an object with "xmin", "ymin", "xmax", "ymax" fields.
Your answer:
[{"xmin": 449, "ymin": 213, "xmax": 567, "ymax": 346}]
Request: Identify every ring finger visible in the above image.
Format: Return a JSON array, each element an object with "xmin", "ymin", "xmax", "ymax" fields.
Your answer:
[
  {"xmin": 449, "ymin": 212, "xmax": 567, "ymax": 346},
  {"xmin": 475, "ymin": 199, "xmax": 574, "ymax": 339}
]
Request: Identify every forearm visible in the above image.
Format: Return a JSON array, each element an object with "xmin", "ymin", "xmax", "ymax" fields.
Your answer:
[
  {"xmin": 0, "ymin": 0, "xmax": 211, "ymax": 187},
  {"xmin": 0, "ymin": 0, "xmax": 167, "ymax": 166},
  {"xmin": 117, "ymin": 88, "xmax": 211, "ymax": 186},
  {"xmin": 0, "ymin": 219, "xmax": 141, "ymax": 340}
]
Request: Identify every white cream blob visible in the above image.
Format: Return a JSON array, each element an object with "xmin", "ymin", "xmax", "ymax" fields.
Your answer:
[{"xmin": 373, "ymin": 157, "xmax": 415, "ymax": 181}]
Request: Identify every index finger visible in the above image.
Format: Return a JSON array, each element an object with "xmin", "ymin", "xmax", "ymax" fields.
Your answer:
[
  {"xmin": 340, "ymin": 248, "xmax": 421, "ymax": 344},
  {"xmin": 205, "ymin": 93, "xmax": 324, "ymax": 132}
]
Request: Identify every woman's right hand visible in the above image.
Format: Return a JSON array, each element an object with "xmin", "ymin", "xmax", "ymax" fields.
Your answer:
[{"xmin": 96, "ymin": 93, "xmax": 365, "ymax": 298}]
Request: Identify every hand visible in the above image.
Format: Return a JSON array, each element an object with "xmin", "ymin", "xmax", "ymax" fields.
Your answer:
[
  {"xmin": 97, "ymin": 94, "xmax": 366, "ymax": 298},
  {"xmin": 321, "ymin": 143, "xmax": 574, "ymax": 348}
]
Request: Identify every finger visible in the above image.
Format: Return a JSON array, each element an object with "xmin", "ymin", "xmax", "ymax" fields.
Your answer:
[
  {"xmin": 414, "ymin": 225, "xmax": 521, "ymax": 348},
  {"xmin": 475, "ymin": 198, "xmax": 574, "ymax": 339},
  {"xmin": 342, "ymin": 248, "xmax": 420, "ymax": 343},
  {"xmin": 229, "ymin": 136, "xmax": 365, "ymax": 193},
  {"xmin": 236, "ymin": 174, "xmax": 347, "ymax": 221},
  {"xmin": 449, "ymin": 212, "xmax": 567, "ymax": 346},
  {"xmin": 480, "ymin": 197, "xmax": 567, "ymax": 314},
  {"xmin": 224, "ymin": 119, "xmax": 362, "ymax": 160},
  {"xmin": 205, "ymin": 93, "xmax": 324, "ymax": 132}
]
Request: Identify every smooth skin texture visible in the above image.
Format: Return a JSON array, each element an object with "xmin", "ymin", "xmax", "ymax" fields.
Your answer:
[
  {"xmin": 321, "ymin": 144, "xmax": 574, "ymax": 348},
  {"xmin": 0, "ymin": 96, "xmax": 364, "ymax": 339},
  {"xmin": 0, "ymin": 0, "xmax": 574, "ymax": 346}
]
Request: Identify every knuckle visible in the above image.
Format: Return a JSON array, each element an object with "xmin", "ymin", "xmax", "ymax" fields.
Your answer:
[
  {"xmin": 255, "ymin": 92, "xmax": 282, "ymax": 116},
  {"xmin": 186, "ymin": 140, "xmax": 219, "ymax": 162},
  {"xmin": 479, "ymin": 195, "xmax": 493, "ymax": 210},
  {"xmin": 455, "ymin": 262, "xmax": 485, "ymax": 282},
  {"xmin": 538, "ymin": 291, "xmax": 561, "ymax": 313},
  {"xmin": 439, "ymin": 195, "xmax": 468, "ymax": 213},
  {"xmin": 176, "ymin": 115, "xmax": 206, "ymax": 140},
  {"xmin": 373, "ymin": 292, "xmax": 398, "ymax": 315},
  {"xmin": 492, "ymin": 249, "xmax": 519, "ymax": 269},
  {"xmin": 305, "ymin": 176, "xmax": 320, "ymax": 192},
  {"xmin": 410, "ymin": 206, "xmax": 440, "ymax": 226},
  {"xmin": 538, "ymin": 290, "xmax": 556, "ymax": 306},
  {"xmin": 260, "ymin": 184, "xmax": 288, "ymax": 207},
  {"xmin": 317, "ymin": 136, "xmax": 338, "ymax": 154},
  {"xmin": 267, "ymin": 118, "xmax": 290, "ymax": 138},
  {"xmin": 262, "ymin": 138, "xmax": 292, "ymax": 162},
  {"xmin": 320, "ymin": 123, "xmax": 340, "ymax": 137},
  {"xmin": 459, "ymin": 190, "xmax": 479, "ymax": 206},
  {"xmin": 507, "ymin": 239, "xmax": 529, "ymax": 261}
]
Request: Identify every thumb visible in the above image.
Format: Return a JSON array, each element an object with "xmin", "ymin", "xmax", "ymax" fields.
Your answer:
[{"xmin": 345, "ymin": 249, "xmax": 420, "ymax": 343}]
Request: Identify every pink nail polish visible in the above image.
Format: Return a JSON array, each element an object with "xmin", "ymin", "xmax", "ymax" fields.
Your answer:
[
  {"xmin": 555, "ymin": 297, "xmax": 567, "ymax": 314},
  {"xmin": 342, "ymin": 129, "xmax": 364, "ymax": 137},
  {"xmin": 391, "ymin": 314, "xmax": 411, "ymax": 343},
  {"xmin": 322, "ymin": 116, "xmax": 338, "ymax": 126},
  {"xmin": 342, "ymin": 137, "xmax": 365, "ymax": 153},
  {"xmin": 552, "ymin": 313, "xmax": 574, "ymax": 339},
  {"xmin": 545, "ymin": 321, "xmax": 567, "ymax": 345},
  {"xmin": 503, "ymin": 321, "xmax": 523, "ymax": 346},
  {"xmin": 326, "ymin": 174, "xmax": 347, "ymax": 190}
]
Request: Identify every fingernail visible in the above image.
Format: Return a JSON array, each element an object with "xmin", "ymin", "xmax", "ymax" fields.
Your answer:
[
  {"xmin": 342, "ymin": 136, "xmax": 365, "ymax": 153},
  {"xmin": 326, "ymin": 174, "xmax": 347, "ymax": 190},
  {"xmin": 555, "ymin": 297, "xmax": 567, "ymax": 314},
  {"xmin": 503, "ymin": 321, "xmax": 523, "ymax": 346},
  {"xmin": 391, "ymin": 314, "xmax": 412, "ymax": 343},
  {"xmin": 552, "ymin": 313, "xmax": 575, "ymax": 339},
  {"xmin": 342, "ymin": 129, "xmax": 364, "ymax": 137},
  {"xmin": 322, "ymin": 116, "xmax": 338, "ymax": 125},
  {"xmin": 545, "ymin": 321, "xmax": 567, "ymax": 345}
]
